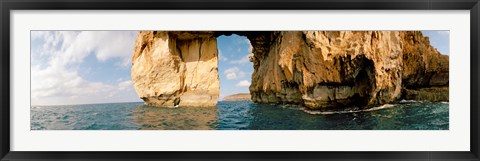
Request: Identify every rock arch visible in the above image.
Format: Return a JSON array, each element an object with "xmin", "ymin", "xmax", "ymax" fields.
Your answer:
[{"xmin": 131, "ymin": 31, "xmax": 449, "ymax": 109}]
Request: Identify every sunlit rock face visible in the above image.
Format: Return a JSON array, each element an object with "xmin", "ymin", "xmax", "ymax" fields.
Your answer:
[
  {"xmin": 131, "ymin": 31, "xmax": 219, "ymax": 107},
  {"xmin": 249, "ymin": 31, "xmax": 448, "ymax": 109},
  {"xmin": 249, "ymin": 31, "xmax": 403, "ymax": 109},
  {"xmin": 400, "ymin": 31, "xmax": 449, "ymax": 102},
  {"xmin": 131, "ymin": 31, "xmax": 448, "ymax": 109}
]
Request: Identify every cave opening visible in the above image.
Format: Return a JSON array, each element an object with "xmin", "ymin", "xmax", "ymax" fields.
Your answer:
[
  {"xmin": 216, "ymin": 34, "xmax": 254, "ymax": 101},
  {"xmin": 352, "ymin": 56, "xmax": 376, "ymax": 108}
]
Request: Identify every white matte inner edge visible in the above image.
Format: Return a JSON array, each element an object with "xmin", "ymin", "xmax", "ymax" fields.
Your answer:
[{"xmin": 11, "ymin": 10, "xmax": 470, "ymax": 151}]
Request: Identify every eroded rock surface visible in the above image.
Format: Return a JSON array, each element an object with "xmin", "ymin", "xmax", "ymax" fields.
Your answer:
[
  {"xmin": 400, "ymin": 32, "xmax": 449, "ymax": 102},
  {"xmin": 249, "ymin": 31, "xmax": 448, "ymax": 109},
  {"xmin": 249, "ymin": 31, "xmax": 402, "ymax": 109},
  {"xmin": 131, "ymin": 31, "xmax": 219, "ymax": 107},
  {"xmin": 131, "ymin": 31, "xmax": 448, "ymax": 109}
]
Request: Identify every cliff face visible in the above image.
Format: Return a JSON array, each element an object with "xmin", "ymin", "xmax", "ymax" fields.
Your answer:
[
  {"xmin": 249, "ymin": 31, "xmax": 448, "ymax": 109},
  {"xmin": 249, "ymin": 31, "xmax": 403, "ymax": 109},
  {"xmin": 400, "ymin": 32, "xmax": 449, "ymax": 101},
  {"xmin": 131, "ymin": 31, "xmax": 448, "ymax": 109},
  {"xmin": 131, "ymin": 31, "xmax": 219, "ymax": 107}
]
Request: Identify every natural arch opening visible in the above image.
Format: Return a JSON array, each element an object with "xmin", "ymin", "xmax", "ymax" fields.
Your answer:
[
  {"xmin": 216, "ymin": 34, "xmax": 254, "ymax": 101},
  {"xmin": 131, "ymin": 31, "xmax": 275, "ymax": 107}
]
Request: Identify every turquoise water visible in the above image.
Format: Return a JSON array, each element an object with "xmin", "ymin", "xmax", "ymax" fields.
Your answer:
[{"xmin": 31, "ymin": 101, "xmax": 449, "ymax": 130}]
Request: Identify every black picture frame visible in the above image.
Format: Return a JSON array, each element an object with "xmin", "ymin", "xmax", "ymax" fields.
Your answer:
[{"xmin": 1, "ymin": 0, "xmax": 479, "ymax": 160}]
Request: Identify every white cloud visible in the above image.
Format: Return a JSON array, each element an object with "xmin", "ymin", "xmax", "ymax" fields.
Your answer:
[
  {"xmin": 218, "ymin": 50, "xmax": 228, "ymax": 61},
  {"xmin": 31, "ymin": 64, "xmax": 138, "ymax": 105},
  {"xmin": 32, "ymin": 31, "xmax": 137, "ymax": 67},
  {"xmin": 229, "ymin": 54, "xmax": 251, "ymax": 65},
  {"xmin": 229, "ymin": 39, "xmax": 253, "ymax": 65},
  {"xmin": 30, "ymin": 31, "xmax": 139, "ymax": 105},
  {"xmin": 245, "ymin": 39, "xmax": 253, "ymax": 52},
  {"xmin": 118, "ymin": 80, "xmax": 133, "ymax": 90},
  {"xmin": 31, "ymin": 61, "xmax": 138, "ymax": 105},
  {"xmin": 236, "ymin": 80, "xmax": 251, "ymax": 87},
  {"xmin": 226, "ymin": 72, "xmax": 237, "ymax": 80},
  {"xmin": 224, "ymin": 67, "xmax": 246, "ymax": 80}
]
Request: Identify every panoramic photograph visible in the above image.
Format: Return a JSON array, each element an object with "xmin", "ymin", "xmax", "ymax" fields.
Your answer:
[{"xmin": 30, "ymin": 31, "xmax": 449, "ymax": 130}]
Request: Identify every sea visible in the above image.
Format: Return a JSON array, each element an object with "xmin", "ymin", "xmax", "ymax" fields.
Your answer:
[{"xmin": 31, "ymin": 101, "xmax": 449, "ymax": 130}]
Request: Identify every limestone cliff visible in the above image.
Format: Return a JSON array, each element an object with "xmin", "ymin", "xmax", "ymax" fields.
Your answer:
[
  {"xmin": 131, "ymin": 31, "xmax": 219, "ymax": 107},
  {"xmin": 400, "ymin": 32, "xmax": 449, "ymax": 102},
  {"xmin": 131, "ymin": 31, "xmax": 448, "ymax": 109},
  {"xmin": 249, "ymin": 31, "xmax": 448, "ymax": 109},
  {"xmin": 249, "ymin": 31, "xmax": 401, "ymax": 109}
]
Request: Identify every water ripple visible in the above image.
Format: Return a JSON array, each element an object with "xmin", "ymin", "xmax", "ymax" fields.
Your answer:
[{"xmin": 31, "ymin": 101, "xmax": 448, "ymax": 130}]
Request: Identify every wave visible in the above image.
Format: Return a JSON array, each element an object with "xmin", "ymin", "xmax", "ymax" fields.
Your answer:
[
  {"xmin": 362, "ymin": 104, "xmax": 396, "ymax": 112},
  {"xmin": 303, "ymin": 104, "xmax": 396, "ymax": 115},
  {"xmin": 398, "ymin": 99, "xmax": 422, "ymax": 104},
  {"xmin": 279, "ymin": 104, "xmax": 303, "ymax": 110}
]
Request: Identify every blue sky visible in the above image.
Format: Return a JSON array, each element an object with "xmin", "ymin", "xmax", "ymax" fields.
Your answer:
[
  {"xmin": 31, "ymin": 31, "xmax": 139, "ymax": 105},
  {"xmin": 217, "ymin": 35, "xmax": 254, "ymax": 99},
  {"xmin": 31, "ymin": 31, "xmax": 448, "ymax": 105},
  {"xmin": 421, "ymin": 30, "xmax": 449, "ymax": 55}
]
